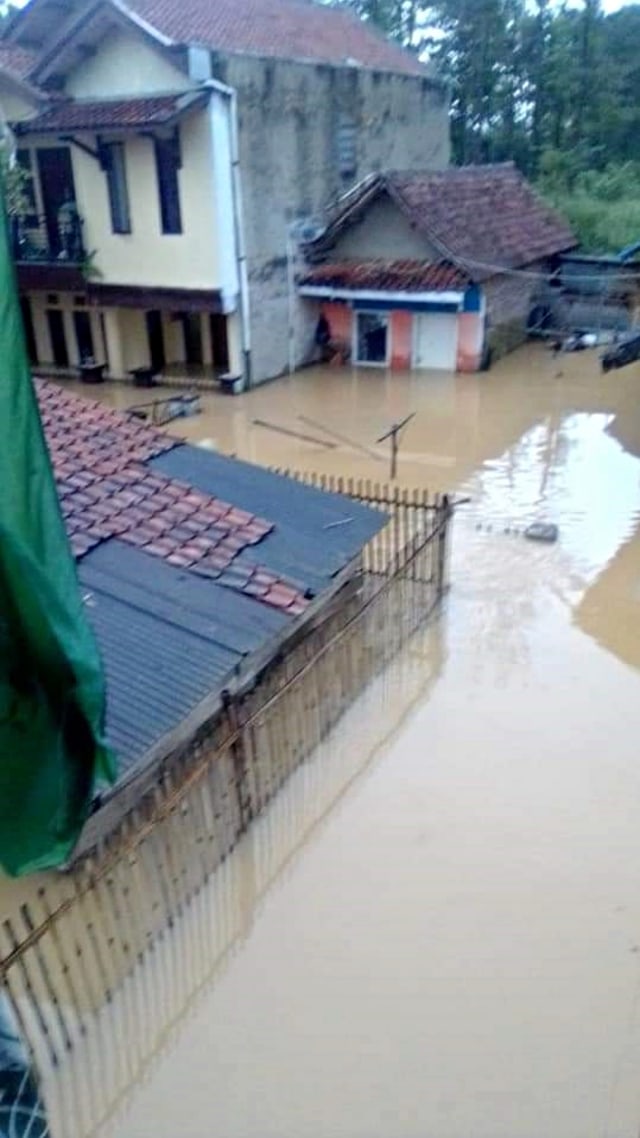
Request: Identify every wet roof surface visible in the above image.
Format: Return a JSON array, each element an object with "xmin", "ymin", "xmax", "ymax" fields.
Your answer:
[
  {"xmin": 38, "ymin": 380, "xmax": 307, "ymax": 615},
  {"xmin": 318, "ymin": 165, "xmax": 577, "ymax": 274},
  {"xmin": 300, "ymin": 259, "xmax": 469, "ymax": 294},
  {"xmin": 14, "ymin": 95, "xmax": 200, "ymax": 134},
  {"xmin": 37, "ymin": 381, "xmax": 384, "ymax": 775},
  {"xmin": 79, "ymin": 544, "xmax": 288, "ymax": 773}
]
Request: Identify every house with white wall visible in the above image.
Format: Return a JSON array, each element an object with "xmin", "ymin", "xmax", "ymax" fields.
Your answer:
[{"xmin": 0, "ymin": 0, "xmax": 450, "ymax": 387}]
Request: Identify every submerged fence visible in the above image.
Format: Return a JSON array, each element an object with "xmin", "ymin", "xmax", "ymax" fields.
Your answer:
[{"xmin": 0, "ymin": 477, "xmax": 452, "ymax": 1138}]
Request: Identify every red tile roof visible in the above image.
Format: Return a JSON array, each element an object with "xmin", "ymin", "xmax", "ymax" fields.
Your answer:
[
  {"xmin": 37, "ymin": 381, "xmax": 308, "ymax": 616},
  {"xmin": 318, "ymin": 165, "xmax": 577, "ymax": 276},
  {"xmin": 14, "ymin": 94, "xmax": 205, "ymax": 134},
  {"xmin": 300, "ymin": 259, "xmax": 469, "ymax": 293},
  {"xmin": 127, "ymin": 0, "xmax": 426, "ymax": 74}
]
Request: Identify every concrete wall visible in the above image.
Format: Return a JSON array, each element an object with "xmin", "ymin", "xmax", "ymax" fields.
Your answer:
[
  {"xmin": 334, "ymin": 194, "xmax": 437, "ymax": 262},
  {"xmin": 484, "ymin": 261, "xmax": 547, "ymax": 359},
  {"xmin": 65, "ymin": 28, "xmax": 192, "ymax": 98},
  {"xmin": 213, "ymin": 53, "xmax": 450, "ymax": 384}
]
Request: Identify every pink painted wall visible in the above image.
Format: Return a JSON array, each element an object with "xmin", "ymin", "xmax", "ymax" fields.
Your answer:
[
  {"xmin": 456, "ymin": 312, "xmax": 483, "ymax": 372},
  {"xmin": 390, "ymin": 310, "xmax": 412, "ymax": 370},
  {"xmin": 322, "ymin": 302, "xmax": 353, "ymax": 345}
]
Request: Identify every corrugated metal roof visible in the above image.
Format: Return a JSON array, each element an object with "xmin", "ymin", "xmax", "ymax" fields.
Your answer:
[
  {"xmin": 79, "ymin": 543, "xmax": 289, "ymax": 775},
  {"xmin": 152, "ymin": 447, "xmax": 384, "ymax": 591},
  {"xmin": 67, "ymin": 446, "xmax": 385, "ymax": 790}
]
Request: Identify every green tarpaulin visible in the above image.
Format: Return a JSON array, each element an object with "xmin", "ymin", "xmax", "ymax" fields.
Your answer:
[{"xmin": 0, "ymin": 184, "xmax": 114, "ymax": 877}]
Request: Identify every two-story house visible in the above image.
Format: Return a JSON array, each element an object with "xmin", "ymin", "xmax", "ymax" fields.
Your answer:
[{"xmin": 0, "ymin": 0, "xmax": 450, "ymax": 387}]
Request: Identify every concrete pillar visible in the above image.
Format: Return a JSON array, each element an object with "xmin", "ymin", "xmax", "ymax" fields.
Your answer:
[
  {"xmin": 227, "ymin": 311, "xmax": 242, "ymax": 376},
  {"xmin": 201, "ymin": 312, "xmax": 213, "ymax": 367},
  {"xmin": 102, "ymin": 308, "xmax": 125, "ymax": 378},
  {"xmin": 31, "ymin": 294, "xmax": 52, "ymax": 364},
  {"xmin": 62, "ymin": 307, "xmax": 78, "ymax": 367}
]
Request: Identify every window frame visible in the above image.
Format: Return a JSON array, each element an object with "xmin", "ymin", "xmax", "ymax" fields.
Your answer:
[
  {"xmin": 99, "ymin": 140, "xmax": 132, "ymax": 235},
  {"xmin": 153, "ymin": 132, "xmax": 183, "ymax": 236}
]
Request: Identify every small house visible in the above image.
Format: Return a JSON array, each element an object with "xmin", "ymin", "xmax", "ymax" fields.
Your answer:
[{"xmin": 301, "ymin": 164, "xmax": 576, "ymax": 372}]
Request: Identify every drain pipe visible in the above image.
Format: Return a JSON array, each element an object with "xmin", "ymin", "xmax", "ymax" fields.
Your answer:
[{"xmin": 205, "ymin": 78, "xmax": 252, "ymax": 390}]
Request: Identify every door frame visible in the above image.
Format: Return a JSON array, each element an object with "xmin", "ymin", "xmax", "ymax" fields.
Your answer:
[
  {"xmin": 46, "ymin": 307, "xmax": 69, "ymax": 368},
  {"xmin": 146, "ymin": 310, "xmax": 166, "ymax": 372},
  {"xmin": 412, "ymin": 310, "xmax": 458, "ymax": 371},
  {"xmin": 353, "ymin": 309, "xmax": 390, "ymax": 367}
]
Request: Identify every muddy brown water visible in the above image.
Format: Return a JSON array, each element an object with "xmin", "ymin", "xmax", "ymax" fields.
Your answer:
[{"xmin": 4, "ymin": 344, "xmax": 640, "ymax": 1137}]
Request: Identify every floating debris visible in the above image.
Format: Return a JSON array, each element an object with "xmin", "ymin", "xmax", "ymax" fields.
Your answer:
[{"xmin": 525, "ymin": 522, "xmax": 559, "ymax": 544}]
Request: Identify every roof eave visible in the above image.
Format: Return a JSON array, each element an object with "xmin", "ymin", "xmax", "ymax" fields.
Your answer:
[
  {"xmin": 299, "ymin": 284, "xmax": 465, "ymax": 306},
  {"xmin": 13, "ymin": 89, "xmax": 210, "ymax": 137}
]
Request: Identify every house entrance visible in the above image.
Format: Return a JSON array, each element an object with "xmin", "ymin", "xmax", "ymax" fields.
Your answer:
[
  {"xmin": 210, "ymin": 313, "xmax": 230, "ymax": 371},
  {"xmin": 37, "ymin": 147, "xmax": 76, "ymax": 257},
  {"xmin": 73, "ymin": 311, "xmax": 94, "ymax": 363},
  {"xmin": 46, "ymin": 309, "xmax": 68, "ymax": 367},
  {"xmin": 355, "ymin": 311, "xmax": 388, "ymax": 365},
  {"xmin": 20, "ymin": 298, "xmax": 38, "ymax": 365},
  {"xmin": 181, "ymin": 313, "xmax": 203, "ymax": 366},
  {"xmin": 146, "ymin": 311, "xmax": 166, "ymax": 372}
]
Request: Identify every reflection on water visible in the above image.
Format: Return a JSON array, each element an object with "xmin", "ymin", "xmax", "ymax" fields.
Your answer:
[
  {"xmin": 5, "ymin": 344, "xmax": 640, "ymax": 1137},
  {"xmin": 36, "ymin": 621, "xmax": 443, "ymax": 1138}
]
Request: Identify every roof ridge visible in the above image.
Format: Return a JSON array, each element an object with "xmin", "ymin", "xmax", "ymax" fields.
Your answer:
[{"xmin": 5, "ymin": 0, "xmax": 434, "ymax": 79}]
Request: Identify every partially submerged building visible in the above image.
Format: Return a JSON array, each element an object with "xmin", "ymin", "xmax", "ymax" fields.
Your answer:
[
  {"xmin": 301, "ymin": 164, "xmax": 577, "ymax": 371},
  {"xmin": 1, "ymin": 0, "xmax": 449, "ymax": 386}
]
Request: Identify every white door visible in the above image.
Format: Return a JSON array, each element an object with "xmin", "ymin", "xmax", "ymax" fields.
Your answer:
[{"xmin": 413, "ymin": 312, "xmax": 458, "ymax": 371}]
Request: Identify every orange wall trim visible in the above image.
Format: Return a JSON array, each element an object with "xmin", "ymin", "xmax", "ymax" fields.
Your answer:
[
  {"xmin": 390, "ymin": 310, "xmax": 412, "ymax": 370},
  {"xmin": 457, "ymin": 312, "xmax": 483, "ymax": 372}
]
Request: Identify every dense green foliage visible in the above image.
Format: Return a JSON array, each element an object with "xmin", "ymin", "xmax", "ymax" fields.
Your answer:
[{"xmin": 338, "ymin": 0, "xmax": 640, "ymax": 252}]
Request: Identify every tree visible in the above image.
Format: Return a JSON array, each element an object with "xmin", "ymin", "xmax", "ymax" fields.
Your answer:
[{"xmin": 336, "ymin": 0, "xmax": 640, "ymax": 251}]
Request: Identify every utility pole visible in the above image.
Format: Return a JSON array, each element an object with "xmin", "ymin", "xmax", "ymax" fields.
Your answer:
[{"xmin": 376, "ymin": 412, "xmax": 415, "ymax": 480}]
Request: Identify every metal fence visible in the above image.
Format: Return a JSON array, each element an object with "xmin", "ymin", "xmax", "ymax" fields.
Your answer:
[{"xmin": 0, "ymin": 477, "xmax": 452, "ymax": 1138}]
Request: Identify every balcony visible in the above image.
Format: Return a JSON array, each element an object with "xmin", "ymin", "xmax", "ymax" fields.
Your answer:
[{"xmin": 10, "ymin": 210, "xmax": 88, "ymax": 291}]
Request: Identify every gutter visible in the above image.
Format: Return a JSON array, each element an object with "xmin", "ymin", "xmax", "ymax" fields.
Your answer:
[{"xmin": 205, "ymin": 77, "xmax": 252, "ymax": 389}]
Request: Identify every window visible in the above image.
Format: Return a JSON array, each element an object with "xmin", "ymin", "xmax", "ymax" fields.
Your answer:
[
  {"xmin": 99, "ymin": 141, "xmax": 131, "ymax": 234},
  {"xmin": 355, "ymin": 311, "xmax": 388, "ymax": 365},
  {"xmin": 336, "ymin": 113, "xmax": 357, "ymax": 179},
  {"xmin": 154, "ymin": 134, "xmax": 182, "ymax": 235}
]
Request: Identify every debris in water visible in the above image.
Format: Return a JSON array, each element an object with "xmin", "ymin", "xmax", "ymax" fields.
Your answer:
[{"xmin": 525, "ymin": 522, "xmax": 559, "ymax": 544}]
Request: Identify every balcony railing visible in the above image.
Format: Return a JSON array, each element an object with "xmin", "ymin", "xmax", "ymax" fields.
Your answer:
[{"xmin": 10, "ymin": 210, "xmax": 86, "ymax": 266}]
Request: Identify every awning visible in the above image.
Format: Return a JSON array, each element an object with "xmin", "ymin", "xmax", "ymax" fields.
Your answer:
[
  {"xmin": 299, "ymin": 259, "xmax": 468, "ymax": 307},
  {"xmin": 13, "ymin": 90, "xmax": 209, "ymax": 136}
]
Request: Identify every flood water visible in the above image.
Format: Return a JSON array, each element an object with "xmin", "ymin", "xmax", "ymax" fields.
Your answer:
[{"xmin": 6, "ymin": 344, "xmax": 640, "ymax": 1137}]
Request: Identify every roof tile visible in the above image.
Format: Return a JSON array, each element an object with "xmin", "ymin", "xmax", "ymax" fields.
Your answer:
[
  {"xmin": 14, "ymin": 95, "xmax": 194, "ymax": 135},
  {"xmin": 301, "ymin": 258, "xmax": 469, "ymax": 293},
  {"xmin": 317, "ymin": 165, "xmax": 576, "ymax": 276},
  {"xmin": 36, "ymin": 379, "xmax": 308, "ymax": 616},
  {"xmin": 127, "ymin": 0, "xmax": 427, "ymax": 75}
]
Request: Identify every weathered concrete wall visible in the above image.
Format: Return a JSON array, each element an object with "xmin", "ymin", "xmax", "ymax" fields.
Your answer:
[
  {"xmin": 335, "ymin": 194, "xmax": 437, "ymax": 262},
  {"xmin": 484, "ymin": 260, "xmax": 547, "ymax": 360},
  {"xmin": 212, "ymin": 53, "xmax": 450, "ymax": 383}
]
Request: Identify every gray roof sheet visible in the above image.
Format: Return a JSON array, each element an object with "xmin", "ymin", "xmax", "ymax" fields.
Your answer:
[
  {"xmin": 153, "ymin": 446, "xmax": 384, "ymax": 591},
  {"xmin": 79, "ymin": 452, "xmax": 384, "ymax": 785},
  {"xmin": 80, "ymin": 543, "xmax": 289, "ymax": 778}
]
